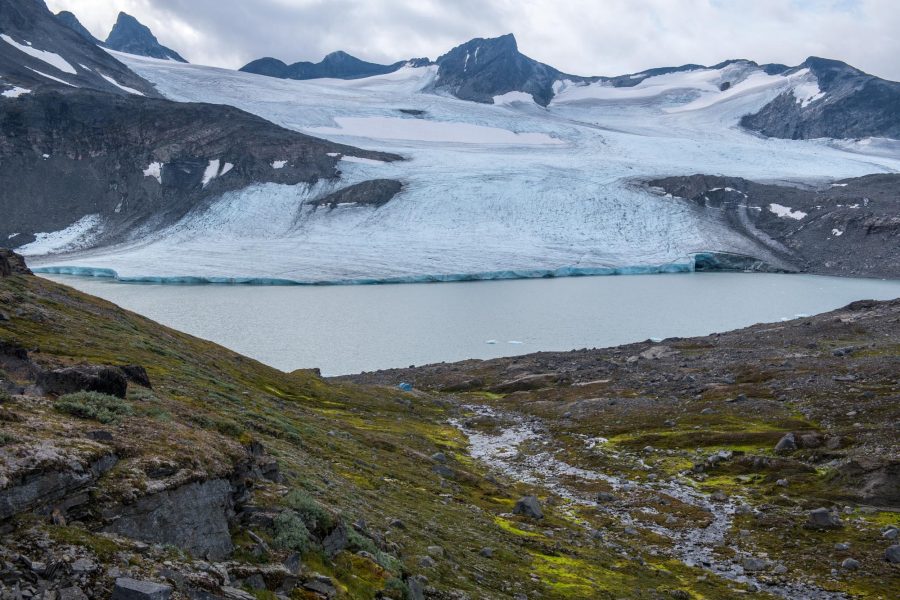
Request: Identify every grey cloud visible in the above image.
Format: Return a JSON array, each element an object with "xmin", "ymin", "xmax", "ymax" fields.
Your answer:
[{"xmin": 45, "ymin": 0, "xmax": 900, "ymax": 80}]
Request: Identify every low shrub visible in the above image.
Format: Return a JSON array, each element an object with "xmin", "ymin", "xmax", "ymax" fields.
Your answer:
[
  {"xmin": 273, "ymin": 510, "xmax": 311, "ymax": 553},
  {"xmin": 285, "ymin": 489, "xmax": 335, "ymax": 534},
  {"xmin": 55, "ymin": 391, "xmax": 132, "ymax": 424}
]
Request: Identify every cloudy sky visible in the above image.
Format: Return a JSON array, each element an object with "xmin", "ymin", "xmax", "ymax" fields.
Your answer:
[{"xmin": 45, "ymin": 0, "xmax": 900, "ymax": 80}]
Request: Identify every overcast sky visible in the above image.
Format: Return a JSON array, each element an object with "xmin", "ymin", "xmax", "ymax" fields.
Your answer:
[{"xmin": 45, "ymin": 0, "xmax": 900, "ymax": 81}]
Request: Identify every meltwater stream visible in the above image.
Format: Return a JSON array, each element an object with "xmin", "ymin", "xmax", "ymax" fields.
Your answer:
[
  {"xmin": 452, "ymin": 405, "xmax": 847, "ymax": 599},
  {"xmin": 42, "ymin": 272, "xmax": 900, "ymax": 375}
]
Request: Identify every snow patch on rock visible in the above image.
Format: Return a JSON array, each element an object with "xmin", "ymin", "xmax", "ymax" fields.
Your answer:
[
  {"xmin": 143, "ymin": 162, "xmax": 162, "ymax": 184},
  {"xmin": 100, "ymin": 73, "xmax": 145, "ymax": 96},
  {"xmin": 0, "ymin": 34, "xmax": 77, "ymax": 74},
  {"xmin": 769, "ymin": 203, "xmax": 807, "ymax": 220}
]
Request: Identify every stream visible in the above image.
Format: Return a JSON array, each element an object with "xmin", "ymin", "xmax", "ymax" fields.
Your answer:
[{"xmin": 451, "ymin": 404, "xmax": 847, "ymax": 600}]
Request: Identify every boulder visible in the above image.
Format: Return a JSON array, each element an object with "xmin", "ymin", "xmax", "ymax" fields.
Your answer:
[
  {"xmin": 322, "ymin": 522, "xmax": 348, "ymax": 558},
  {"xmin": 774, "ymin": 433, "xmax": 797, "ymax": 454},
  {"xmin": 841, "ymin": 558, "xmax": 860, "ymax": 570},
  {"xmin": 489, "ymin": 374, "xmax": 557, "ymax": 393},
  {"xmin": 37, "ymin": 365, "xmax": 128, "ymax": 398},
  {"xmin": 513, "ymin": 495, "xmax": 543, "ymax": 519},
  {"xmin": 886, "ymin": 545, "xmax": 900, "ymax": 564},
  {"xmin": 111, "ymin": 578, "xmax": 173, "ymax": 600},
  {"xmin": 742, "ymin": 557, "xmax": 768, "ymax": 572},
  {"xmin": 805, "ymin": 508, "xmax": 843, "ymax": 530}
]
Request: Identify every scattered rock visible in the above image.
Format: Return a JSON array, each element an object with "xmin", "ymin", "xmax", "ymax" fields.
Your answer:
[
  {"xmin": 479, "ymin": 547, "xmax": 493, "ymax": 558},
  {"xmin": 418, "ymin": 556, "xmax": 436, "ymax": 568},
  {"xmin": 886, "ymin": 545, "xmax": 900, "ymax": 564},
  {"xmin": 883, "ymin": 527, "xmax": 899, "ymax": 540},
  {"xmin": 596, "ymin": 492, "xmax": 616, "ymax": 503},
  {"xmin": 111, "ymin": 578, "xmax": 173, "ymax": 600},
  {"xmin": 805, "ymin": 507, "xmax": 844, "ymax": 530},
  {"xmin": 742, "ymin": 557, "xmax": 768, "ymax": 572},
  {"xmin": 710, "ymin": 490, "xmax": 728, "ymax": 502},
  {"xmin": 431, "ymin": 452, "xmax": 447, "ymax": 463},
  {"xmin": 513, "ymin": 496, "xmax": 543, "ymax": 519},
  {"xmin": 841, "ymin": 558, "xmax": 860, "ymax": 570},
  {"xmin": 426, "ymin": 545, "xmax": 444, "ymax": 558},
  {"xmin": 835, "ymin": 542, "xmax": 850, "ymax": 551}
]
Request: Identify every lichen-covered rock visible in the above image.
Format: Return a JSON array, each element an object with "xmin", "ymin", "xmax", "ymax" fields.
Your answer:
[{"xmin": 102, "ymin": 479, "xmax": 234, "ymax": 560}]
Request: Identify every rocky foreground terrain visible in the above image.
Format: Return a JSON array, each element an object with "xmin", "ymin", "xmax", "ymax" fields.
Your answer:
[{"xmin": 0, "ymin": 248, "xmax": 898, "ymax": 599}]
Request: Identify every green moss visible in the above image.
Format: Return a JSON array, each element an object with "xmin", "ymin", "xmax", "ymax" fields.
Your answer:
[
  {"xmin": 54, "ymin": 391, "xmax": 132, "ymax": 424},
  {"xmin": 48, "ymin": 525, "xmax": 120, "ymax": 560}
]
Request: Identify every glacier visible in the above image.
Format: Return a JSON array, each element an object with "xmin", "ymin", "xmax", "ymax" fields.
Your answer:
[{"xmin": 28, "ymin": 54, "xmax": 900, "ymax": 283}]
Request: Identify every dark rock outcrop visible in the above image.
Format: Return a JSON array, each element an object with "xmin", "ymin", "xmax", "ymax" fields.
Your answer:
[
  {"xmin": 102, "ymin": 479, "xmax": 235, "ymax": 560},
  {"xmin": 741, "ymin": 57, "xmax": 900, "ymax": 140},
  {"xmin": 648, "ymin": 174, "xmax": 900, "ymax": 279},
  {"xmin": 37, "ymin": 365, "xmax": 128, "ymax": 398},
  {"xmin": 309, "ymin": 179, "xmax": 402, "ymax": 210},
  {"xmin": 241, "ymin": 51, "xmax": 429, "ymax": 80},
  {"xmin": 0, "ymin": 454, "xmax": 117, "ymax": 521},
  {"xmin": 104, "ymin": 12, "xmax": 186, "ymax": 63},
  {"xmin": 0, "ymin": 249, "xmax": 32, "ymax": 277}
]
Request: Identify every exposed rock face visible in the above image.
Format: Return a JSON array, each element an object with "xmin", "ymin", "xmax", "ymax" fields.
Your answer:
[
  {"xmin": 104, "ymin": 12, "xmax": 186, "ymax": 63},
  {"xmin": 0, "ymin": 454, "xmax": 117, "ymax": 521},
  {"xmin": 648, "ymin": 174, "xmax": 900, "ymax": 278},
  {"xmin": 103, "ymin": 479, "xmax": 235, "ymax": 560},
  {"xmin": 241, "ymin": 51, "xmax": 429, "ymax": 80},
  {"xmin": 434, "ymin": 34, "xmax": 571, "ymax": 106},
  {"xmin": 0, "ymin": 0, "xmax": 158, "ymax": 96},
  {"xmin": 741, "ymin": 57, "xmax": 900, "ymax": 140},
  {"xmin": 0, "ymin": 249, "xmax": 32, "ymax": 277},
  {"xmin": 37, "ymin": 365, "xmax": 129, "ymax": 398},
  {"xmin": 54, "ymin": 10, "xmax": 101, "ymax": 45},
  {"xmin": 0, "ymin": 90, "xmax": 399, "ymax": 250}
]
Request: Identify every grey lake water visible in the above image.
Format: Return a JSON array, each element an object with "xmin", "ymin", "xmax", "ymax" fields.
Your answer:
[{"xmin": 43, "ymin": 273, "xmax": 900, "ymax": 376}]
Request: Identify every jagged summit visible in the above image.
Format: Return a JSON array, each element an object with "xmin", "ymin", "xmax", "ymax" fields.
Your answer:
[
  {"xmin": 434, "ymin": 33, "xmax": 574, "ymax": 106},
  {"xmin": 54, "ymin": 10, "xmax": 101, "ymax": 45},
  {"xmin": 104, "ymin": 11, "xmax": 187, "ymax": 63}
]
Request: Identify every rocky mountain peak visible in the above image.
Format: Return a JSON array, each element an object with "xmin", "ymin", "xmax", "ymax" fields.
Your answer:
[
  {"xmin": 105, "ymin": 11, "xmax": 187, "ymax": 63},
  {"xmin": 434, "ymin": 33, "xmax": 566, "ymax": 106},
  {"xmin": 54, "ymin": 10, "xmax": 101, "ymax": 45}
]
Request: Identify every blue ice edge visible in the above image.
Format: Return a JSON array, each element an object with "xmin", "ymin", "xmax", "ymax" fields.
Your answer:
[{"xmin": 32, "ymin": 261, "xmax": 700, "ymax": 286}]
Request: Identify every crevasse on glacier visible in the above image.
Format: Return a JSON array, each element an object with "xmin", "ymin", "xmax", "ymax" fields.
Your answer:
[{"xmin": 29, "ymin": 55, "xmax": 900, "ymax": 283}]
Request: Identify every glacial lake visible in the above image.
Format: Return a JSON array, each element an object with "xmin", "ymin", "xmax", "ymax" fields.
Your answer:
[{"xmin": 43, "ymin": 273, "xmax": 900, "ymax": 376}]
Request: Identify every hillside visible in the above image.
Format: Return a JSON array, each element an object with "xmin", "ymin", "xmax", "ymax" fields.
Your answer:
[{"xmin": 1, "ymin": 253, "xmax": 899, "ymax": 599}]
